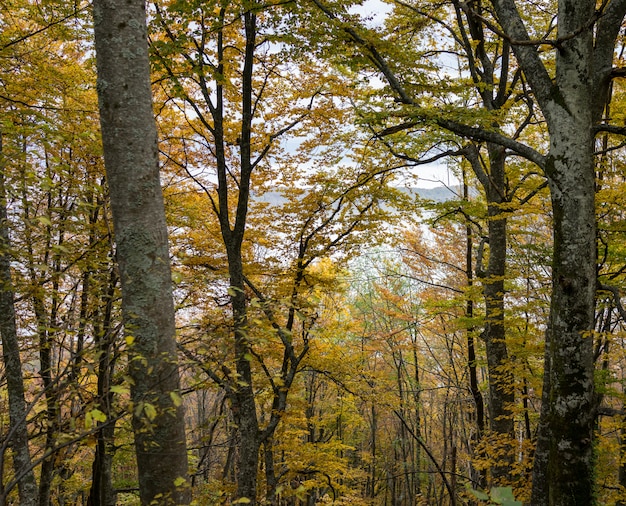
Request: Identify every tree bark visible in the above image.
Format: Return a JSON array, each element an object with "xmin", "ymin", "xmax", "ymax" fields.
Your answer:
[
  {"xmin": 91, "ymin": 1, "xmax": 190, "ymax": 504},
  {"xmin": 215, "ymin": 9, "xmax": 261, "ymax": 502},
  {"xmin": 482, "ymin": 145, "xmax": 515, "ymax": 480},
  {"xmin": 452, "ymin": 4, "xmax": 517, "ymax": 477},
  {"xmin": 88, "ymin": 269, "xmax": 119, "ymax": 506},
  {"xmin": 489, "ymin": 0, "xmax": 626, "ymax": 503},
  {"xmin": 0, "ymin": 134, "xmax": 38, "ymax": 506},
  {"xmin": 464, "ymin": 175, "xmax": 486, "ymax": 489}
]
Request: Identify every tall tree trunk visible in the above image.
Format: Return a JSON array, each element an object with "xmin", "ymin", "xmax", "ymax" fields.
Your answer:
[
  {"xmin": 228, "ymin": 255, "xmax": 260, "ymax": 502},
  {"xmin": 88, "ymin": 269, "xmax": 118, "ymax": 506},
  {"xmin": 0, "ymin": 134, "xmax": 38, "ymax": 506},
  {"xmin": 464, "ymin": 175, "xmax": 485, "ymax": 489},
  {"xmin": 264, "ymin": 438, "xmax": 278, "ymax": 505},
  {"xmin": 34, "ymin": 296, "xmax": 56, "ymax": 506},
  {"xmin": 618, "ymin": 409, "xmax": 626, "ymax": 506},
  {"xmin": 483, "ymin": 145, "xmax": 514, "ymax": 480},
  {"xmin": 466, "ymin": 142, "xmax": 515, "ymax": 482},
  {"xmin": 531, "ymin": 112, "xmax": 597, "ymax": 506},
  {"xmin": 91, "ymin": 0, "xmax": 190, "ymax": 503},
  {"xmin": 489, "ymin": 0, "xmax": 626, "ymax": 502},
  {"xmin": 215, "ymin": 8, "xmax": 261, "ymax": 502}
]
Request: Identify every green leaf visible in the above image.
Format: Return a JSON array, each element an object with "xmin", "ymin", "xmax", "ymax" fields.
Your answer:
[
  {"xmin": 85, "ymin": 408, "xmax": 107, "ymax": 428},
  {"xmin": 92, "ymin": 408, "xmax": 107, "ymax": 423},
  {"xmin": 467, "ymin": 487, "xmax": 490, "ymax": 501},
  {"xmin": 170, "ymin": 391, "xmax": 183, "ymax": 407},
  {"xmin": 144, "ymin": 403, "xmax": 157, "ymax": 421},
  {"xmin": 227, "ymin": 285, "xmax": 243, "ymax": 296},
  {"xmin": 110, "ymin": 385, "xmax": 129, "ymax": 395},
  {"xmin": 491, "ymin": 487, "xmax": 522, "ymax": 506},
  {"xmin": 36, "ymin": 215, "xmax": 52, "ymax": 226},
  {"xmin": 51, "ymin": 243, "xmax": 69, "ymax": 253},
  {"xmin": 173, "ymin": 476, "xmax": 187, "ymax": 487}
]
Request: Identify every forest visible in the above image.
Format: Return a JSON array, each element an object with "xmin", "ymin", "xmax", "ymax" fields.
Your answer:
[{"xmin": 1, "ymin": 0, "xmax": 626, "ymax": 505}]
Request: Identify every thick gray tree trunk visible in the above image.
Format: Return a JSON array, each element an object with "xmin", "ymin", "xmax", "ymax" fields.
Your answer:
[
  {"xmin": 489, "ymin": 0, "xmax": 626, "ymax": 503},
  {"xmin": 91, "ymin": 1, "xmax": 190, "ymax": 504},
  {"xmin": 0, "ymin": 134, "xmax": 38, "ymax": 506}
]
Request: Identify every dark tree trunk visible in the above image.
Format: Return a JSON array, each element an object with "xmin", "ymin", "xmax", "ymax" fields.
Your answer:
[
  {"xmin": 88, "ymin": 269, "xmax": 118, "ymax": 506},
  {"xmin": 91, "ymin": 0, "xmax": 190, "ymax": 503},
  {"xmin": 214, "ymin": 9, "xmax": 261, "ymax": 502},
  {"xmin": 619, "ymin": 410, "xmax": 626, "ymax": 506},
  {"xmin": 34, "ymin": 296, "xmax": 57, "ymax": 506},
  {"xmin": 449, "ymin": 3, "xmax": 518, "ymax": 482},
  {"xmin": 264, "ymin": 439, "xmax": 278, "ymax": 505},
  {"xmin": 228, "ymin": 257, "xmax": 260, "ymax": 501},
  {"xmin": 482, "ymin": 145, "xmax": 515, "ymax": 480},
  {"xmin": 464, "ymin": 176, "xmax": 486, "ymax": 489}
]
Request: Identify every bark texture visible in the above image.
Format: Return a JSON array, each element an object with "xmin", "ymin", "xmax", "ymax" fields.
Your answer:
[
  {"xmin": 0, "ymin": 135, "xmax": 38, "ymax": 506},
  {"xmin": 220, "ymin": 10, "xmax": 261, "ymax": 501},
  {"xmin": 482, "ymin": 146, "xmax": 514, "ymax": 480},
  {"xmin": 489, "ymin": 0, "xmax": 626, "ymax": 503},
  {"xmin": 91, "ymin": 1, "xmax": 190, "ymax": 504}
]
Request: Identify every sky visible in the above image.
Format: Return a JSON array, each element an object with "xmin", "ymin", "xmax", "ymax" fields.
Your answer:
[{"xmin": 347, "ymin": 1, "xmax": 459, "ymax": 189}]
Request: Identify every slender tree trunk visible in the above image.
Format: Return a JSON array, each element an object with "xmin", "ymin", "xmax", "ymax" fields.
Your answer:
[
  {"xmin": 483, "ymin": 145, "xmax": 515, "ymax": 481},
  {"xmin": 369, "ymin": 404, "xmax": 377, "ymax": 499},
  {"xmin": 229, "ymin": 256, "xmax": 260, "ymax": 502},
  {"xmin": 466, "ymin": 143, "xmax": 515, "ymax": 482},
  {"xmin": 618, "ymin": 409, "xmax": 626, "ymax": 506},
  {"xmin": 34, "ymin": 297, "xmax": 56, "ymax": 506},
  {"xmin": 410, "ymin": 336, "xmax": 422, "ymax": 499},
  {"xmin": 464, "ymin": 175, "xmax": 486, "ymax": 490},
  {"xmin": 215, "ymin": 8, "xmax": 261, "ymax": 502},
  {"xmin": 0, "ymin": 134, "xmax": 38, "ymax": 506},
  {"xmin": 91, "ymin": 0, "xmax": 190, "ymax": 503},
  {"xmin": 264, "ymin": 438, "xmax": 278, "ymax": 505},
  {"xmin": 88, "ymin": 269, "xmax": 118, "ymax": 506}
]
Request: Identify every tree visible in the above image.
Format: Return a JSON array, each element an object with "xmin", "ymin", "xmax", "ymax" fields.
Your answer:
[
  {"xmin": 305, "ymin": 0, "xmax": 547, "ymax": 486},
  {"xmin": 4, "ymin": 1, "xmax": 626, "ymax": 503},
  {"xmin": 0, "ymin": 133, "xmax": 37, "ymax": 506},
  {"xmin": 91, "ymin": 0, "xmax": 190, "ymax": 504},
  {"xmin": 487, "ymin": 1, "xmax": 626, "ymax": 503},
  {"xmin": 150, "ymin": 1, "xmax": 403, "ymax": 501}
]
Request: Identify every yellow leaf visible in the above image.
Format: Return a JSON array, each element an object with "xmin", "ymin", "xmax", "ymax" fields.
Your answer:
[
  {"xmin": 170, "ymin": 391, "xmax": 183, "ymax": 407},
  {"xmin": 110, "ymin": 385, "xmax": 129, "ymax": 395},
  {"xmin": 144, "ymin": 403, "xmax": 157, "ymax": 421}
]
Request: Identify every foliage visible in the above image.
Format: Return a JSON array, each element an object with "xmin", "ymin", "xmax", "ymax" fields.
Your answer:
[{"xmin": 3, "ymin": 0, "xmax": 626, "ymax": 505}]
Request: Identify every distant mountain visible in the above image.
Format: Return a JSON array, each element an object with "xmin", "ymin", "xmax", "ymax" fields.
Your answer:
[
  {"xmin": 405, "ymin": 185, "xmax": 461, "ymax": 202},
  {"xmin": 253, "ymin": 185, "xmax": 461, "ymax": 206}
]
